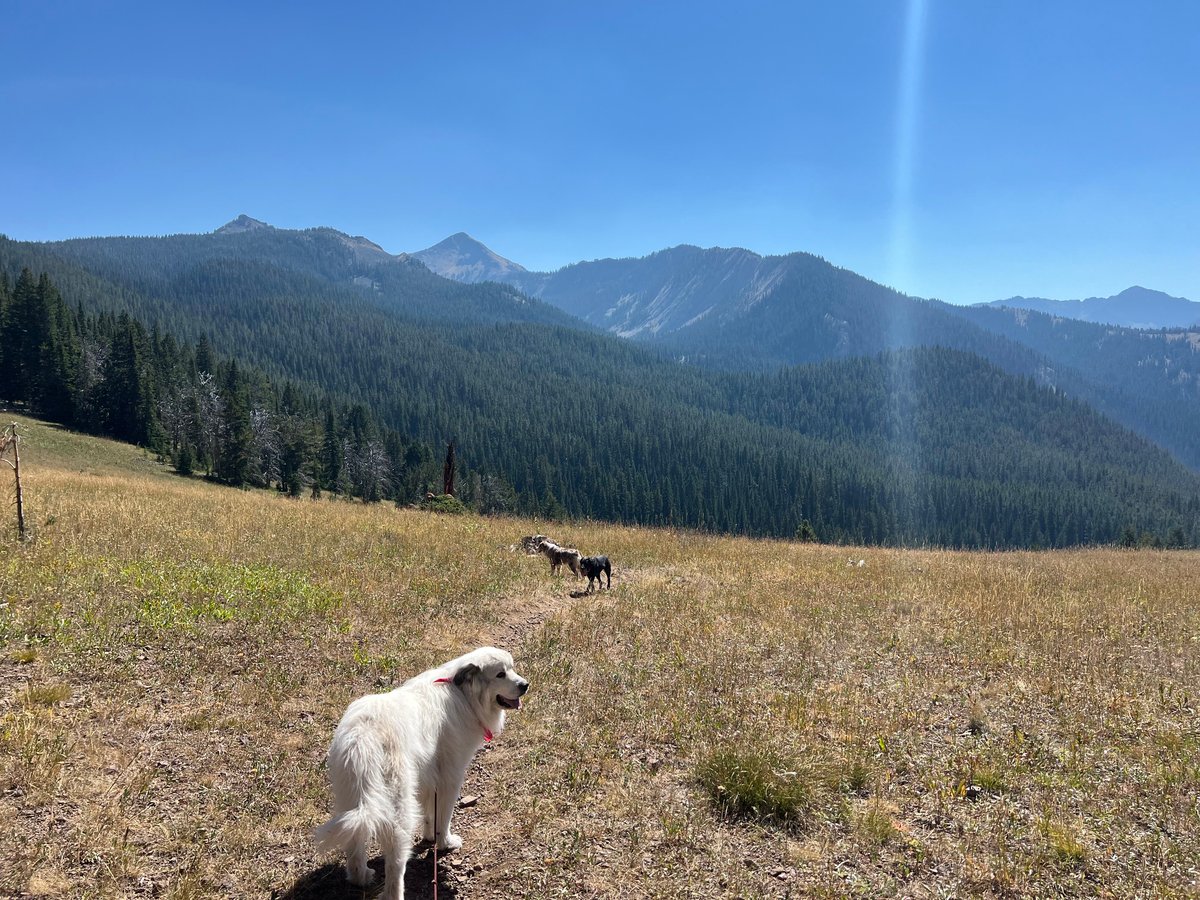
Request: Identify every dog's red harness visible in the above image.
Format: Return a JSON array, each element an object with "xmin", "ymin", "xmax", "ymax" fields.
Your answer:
[{"xmin": 433, "ymin": 677, "xmax": 493, "ymax": 741}]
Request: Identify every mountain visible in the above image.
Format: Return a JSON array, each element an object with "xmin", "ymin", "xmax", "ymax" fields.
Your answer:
[
  {"xmin": 413, "ymin": 232, "xmax": 528, "ymax": 284},
  {"xmin": 416, "ymin": 236, "xmax": 1200, "ymax": 470},
  {"xmin": 983, "ymin": 286, "xmax": 1200, "ymax": 329},
  {"xmin": 17, "ymin": 221, "xmax": 575, "ymax": 332},
  {"xmin": 5, "ymin": 225, "xmax": 1198, "ymax": 548},
  {"xmin": 215, "ymin": 214, "xmax": 273, "ymax": 234},
  {"xmin": 213, "ymin": 215, "xmax": 411, "ymax": 269},
  {"xmin": 425, "ymin": 240, "xmax": 840, "ymax": 343}
]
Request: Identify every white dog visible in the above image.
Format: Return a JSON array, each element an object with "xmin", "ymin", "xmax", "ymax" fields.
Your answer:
[{"xmin": 314, "ymin": 646, "xmax": 529, "ymax": 899}]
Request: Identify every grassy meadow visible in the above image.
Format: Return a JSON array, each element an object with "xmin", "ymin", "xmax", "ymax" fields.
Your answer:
[{"xmin": 1, "ymin": 415, "xmax": 1198, "ymax": 898}]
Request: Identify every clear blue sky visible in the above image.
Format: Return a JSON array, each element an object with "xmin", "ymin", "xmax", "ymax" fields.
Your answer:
[{"xmin": 4, "ymin": 1, "xmax": 1197, "ymax": 303}]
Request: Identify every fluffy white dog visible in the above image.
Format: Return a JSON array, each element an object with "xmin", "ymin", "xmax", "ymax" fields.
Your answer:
[{"xmin": 314, "ymin": 646, "xmax": 529, "ymax": 899}]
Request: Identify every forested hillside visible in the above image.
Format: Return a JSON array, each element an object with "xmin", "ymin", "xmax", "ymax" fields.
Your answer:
[
  {"xmin": 0, "ymin": 267, "xmax": 465, "ymax": 505},
  {"xmin": 419, "ymin": 236, "xmax": 1200, "ymax": 469},
  {"xmin": 3, "ymin": 230, "xmax": 1198, "ymax": 548},
  {"xmin": 11, "ymin": 225, "xmax": 578, "ymax": 332},
  {"xmin": 947, "ymin": 303, "xmax": 1200, "ymax": 467}
]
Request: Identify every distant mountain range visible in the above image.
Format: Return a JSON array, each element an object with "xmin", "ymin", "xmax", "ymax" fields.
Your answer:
[
  {"xmin": 414, "ymin": 231, "xmax": 1200, "ymax": 338},
  {"xmin": 414, "ymin": 232, "xmax": 1200, "ymax": 469},
  {"xmin": 414, "ymin": 234, "xmax": 830, "ymax": 342},
  {"xmin": 3, "ymin": 216, "xmax": 1200, "ymax": 547},
  {"xmin": 982, "ymin": 286, "xmax": 1200, "ymax": 330}
]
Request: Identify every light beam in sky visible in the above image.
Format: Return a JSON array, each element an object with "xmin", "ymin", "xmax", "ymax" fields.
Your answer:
[
  {"xmin": 886, "ymin": 0, "xmax": 930, "ymax": 544},
  {"xmin": 888, "ymin": 0, "xmax": 929, "ymax": 296}
]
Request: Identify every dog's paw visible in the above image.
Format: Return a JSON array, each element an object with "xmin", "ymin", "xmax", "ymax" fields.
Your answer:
[
  {"xmin": 439, "ymin": 833, "xmax": 464, "ymax": 851},
  {"xmin": 415, "ymin": 818, "xmax": 433, "ymax": 842},
  {"xmin": 346, "ymin": 865, "xmax": 375, "ymax": 887}
]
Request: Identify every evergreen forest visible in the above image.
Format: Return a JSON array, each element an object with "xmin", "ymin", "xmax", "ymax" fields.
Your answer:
[{"xmin": 2, "ymin": 229, "xmax": 1198, "ymax": 550}]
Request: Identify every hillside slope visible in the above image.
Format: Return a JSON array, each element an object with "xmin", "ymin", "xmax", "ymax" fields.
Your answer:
[
  {"xmin": 4, "ymin": 232, "xmax": 1199, "ymax": 547},
  {"xmin": 3, "ymin": 420, "xmax": 1198, "ymax": 897},
  {"xmin": 25, "ymin": 224, "xmax": 578, "ymax": 331},
  {"xmin": 416, "ymin": 235, "xmax": 1200, "ymax": 469}
]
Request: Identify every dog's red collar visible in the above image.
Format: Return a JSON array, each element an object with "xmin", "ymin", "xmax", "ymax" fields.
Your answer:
[{"xmin": 433, "ymin": 677, "xmax": 493, "ymax": 741}]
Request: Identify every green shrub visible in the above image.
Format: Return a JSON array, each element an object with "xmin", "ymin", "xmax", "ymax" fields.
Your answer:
[
  {"xmin": 420, "ymin": 493, "xmax": 468, "ymax": 515},
  {"xmin": 698, "ymin": 747, "xmax": 812, "ymax": 827}
]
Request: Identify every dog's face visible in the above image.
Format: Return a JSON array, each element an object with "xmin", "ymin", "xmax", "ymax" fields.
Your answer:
[{"xmin": 453, "ymin": 648, "xmax": 529, "ymax": 711}]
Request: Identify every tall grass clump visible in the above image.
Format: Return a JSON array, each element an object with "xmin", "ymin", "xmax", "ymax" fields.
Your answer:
[{"xmin": 698, "ymin": 745, "xmax": 813, "ymax": 828}]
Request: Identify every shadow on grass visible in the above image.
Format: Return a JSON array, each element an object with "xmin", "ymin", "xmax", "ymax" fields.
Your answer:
[{"xmin": 274, "ymin": 852, "xmax": 458, "ymax": 900}]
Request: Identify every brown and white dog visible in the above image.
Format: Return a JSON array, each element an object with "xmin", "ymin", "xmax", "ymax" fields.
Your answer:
[
  {"xmin": 315, "ymin": 647, "xmax": 529, "ymax": 899},
  {"xmin": 537, "ymin": 538, "xmax": 582, "ymax": 577}
]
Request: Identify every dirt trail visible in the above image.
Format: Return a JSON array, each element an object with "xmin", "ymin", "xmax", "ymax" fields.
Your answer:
[
  {"xmin": 433, "ymin": 566, "xmax": 622, "ymax": 900},
  {"xmin": 484, "ymin": 582, "xmax": 574, "ymax": 650},
  {"xmin": 280, "ymin": 566, "xmax": 614, "ymax": 900},
  {"xmin": 484, "ymin": 577, "xmax": 598, "ymax": 649}
]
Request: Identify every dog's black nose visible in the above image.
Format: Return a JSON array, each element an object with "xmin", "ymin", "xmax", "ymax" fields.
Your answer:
[{"xmin": 517, "ymin": 680, "xmax": 529, "ymax": 695}]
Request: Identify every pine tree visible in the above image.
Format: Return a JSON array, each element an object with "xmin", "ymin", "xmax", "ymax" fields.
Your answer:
[
  {"xmin": 99, "ymin": 316, "xmax": 151, "ymax": 444},
  {"xmin": 320, "ymin": 405, "xmax": 341, "ymax": 494},
  {"xmin": 0, "ymin": 271, "xmax": 10, "ymax": 393},
  {"xmin": 443, "ymin": 440, "xmax": 456, "ymax": 496},
  {"xmin": 195, "ymin": 334, "xmax": 215, "ymax": 376},
  {"xmin": 4, "ymin": 269, "xmax": 43, "ymax": 405},
  {"xmin": 217, "ymin": 361, "xmax": 252, "ymax": 485},
  {"xmin": 37, "ymin": 274, "xmax": 78, "ymax": 421}
]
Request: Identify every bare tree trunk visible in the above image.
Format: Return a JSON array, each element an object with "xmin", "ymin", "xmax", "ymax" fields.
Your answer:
[
  {"xmin": 2, "ymin": 423, "xmax": 26, "ymax": 540},
  {"xmin": 12, "ymin": 429, "xmax": 24, "ymax": 540},
  {"xmin": 443, "ymin": 440, "xmax": 456, "ymax": 497}
]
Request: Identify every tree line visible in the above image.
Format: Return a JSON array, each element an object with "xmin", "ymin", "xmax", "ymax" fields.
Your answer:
[
  {"xmin": 0, "ymin": 267, "xmax": 524, "ymax": 509},
  {"xmin": 3, "ymin": 237, "xmax": 1198, "ymax": 549}
]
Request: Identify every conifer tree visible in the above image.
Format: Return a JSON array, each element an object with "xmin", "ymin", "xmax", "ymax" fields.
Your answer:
[
  {"xmin": 320, "ymin": 405, "xmax": 340, "ymax": 494},
  {"xmin": 0, "ymin": 271, "xmax": 10, "ymax": 391},
  {"xmin": 99, "ymin": 316, "xmax": 151, "ymax": 444},
  {"xmin": 217, "ymin": 361, "xmax": 252, "ymax": 485},
  {"xmin": 36, "ymin": 273, "xmax": 77, "ymax": 423},
  {"xmin": 5, "ymin": 269, "xmax": 43, "ymax": 405},
  {"xmin": 443, "ymin": 440, "xmax": 456, "ymax": 496}
]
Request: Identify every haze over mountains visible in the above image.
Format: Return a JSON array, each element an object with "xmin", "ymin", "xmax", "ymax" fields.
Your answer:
[
  {"xmin": 415, "ymin": 231, "xmax": 1200, "ymax": 470},
  {"xmin": 983, "ymin": 286, "xmax": 1200, "ymax": 330},
  {"xmin": 3, "ymin": 216, "xmax": 1199, "ymax": 548}
]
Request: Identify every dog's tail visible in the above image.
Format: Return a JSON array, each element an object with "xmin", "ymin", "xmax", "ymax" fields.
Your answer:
[
  {"xmin": 314, "ymin": 802, "xmax": 386, "ymax": 852},
  {"xmin": 315, "ymin": 736, "xmax": 414, "ymax": 853}
]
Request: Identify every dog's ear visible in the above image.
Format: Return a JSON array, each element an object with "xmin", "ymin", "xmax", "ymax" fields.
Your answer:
[{"xmin": 453, "ymin": 663, "xmax": 481, "ymax": 687}]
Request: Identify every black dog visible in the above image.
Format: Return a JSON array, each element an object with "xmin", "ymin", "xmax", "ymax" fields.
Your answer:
[{"xmin": 580, "ymin": 555, "xmax": 611, "ymax": 592}]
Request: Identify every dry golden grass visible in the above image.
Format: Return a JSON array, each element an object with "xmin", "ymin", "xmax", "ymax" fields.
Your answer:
[{"xmin": 1, "ymin": 415, "xmax": 1198, "ymax": 898}]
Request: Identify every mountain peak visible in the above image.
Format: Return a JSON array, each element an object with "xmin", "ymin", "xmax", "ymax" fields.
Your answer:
[
  {"xmin": 985, "ymin": 286, "xmax": 1199, "ymax": 329},
  {"xmin": 413, "ymin": 233, "xmax": 527, "ymax": 284},
  {"xmin": 216, "ymin": 214, "xmax": 273, "ymax": 234},
  {"xmin": 1112, "ymin": 285, "xmax": 1172, "ymax": 302}
]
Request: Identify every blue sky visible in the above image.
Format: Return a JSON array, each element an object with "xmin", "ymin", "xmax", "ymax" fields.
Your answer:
[{"xmin": 4, "ymin": 1, "xmax": 1197, "ymax": 303}]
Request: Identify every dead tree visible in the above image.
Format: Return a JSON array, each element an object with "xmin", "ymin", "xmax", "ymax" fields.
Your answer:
[
  {"xmin": 0, "ymin": 422, "xmax": 27, "ymax": 540},
  {"xmin": 443, "ymin": 440, "xmax": 456, "ymax": 497}
]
